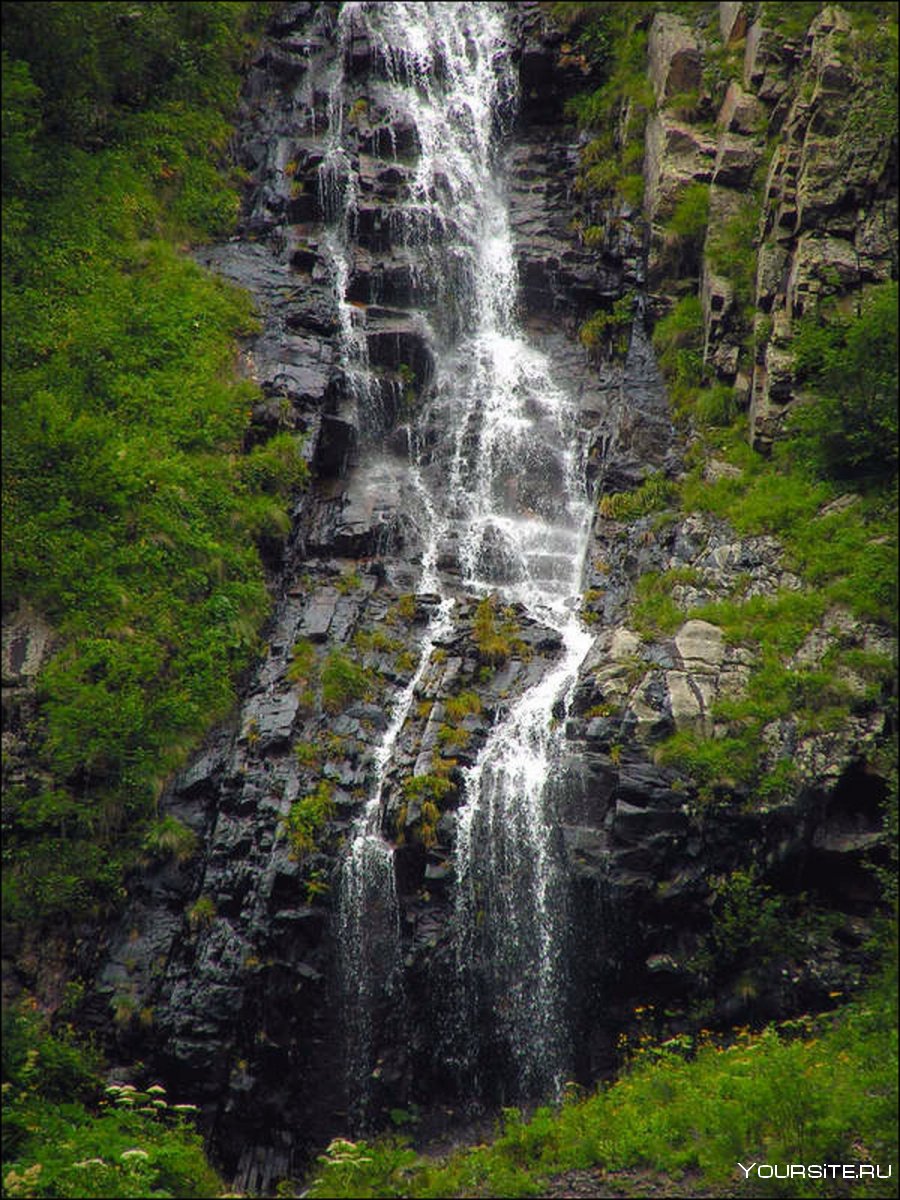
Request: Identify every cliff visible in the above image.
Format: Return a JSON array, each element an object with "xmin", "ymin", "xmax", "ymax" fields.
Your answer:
[{"xmin": 1, "ymin": 2, "xmax": 896, "ymax": 1195}]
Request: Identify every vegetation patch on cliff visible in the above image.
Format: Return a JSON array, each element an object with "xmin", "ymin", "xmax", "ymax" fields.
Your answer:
[{"xmin": 2, "ymin": 2, "xmax": 297, "ymax": 925}]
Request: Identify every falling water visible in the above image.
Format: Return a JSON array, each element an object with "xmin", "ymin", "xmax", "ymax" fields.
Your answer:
[{"xmin": 328, "ymin": 2, "xmax": 596, "ymax": 1118}]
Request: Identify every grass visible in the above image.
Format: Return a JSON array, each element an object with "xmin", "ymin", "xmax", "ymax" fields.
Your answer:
[
  {"xmin": 303, "ymin": 959, "xmax": 898, "ymax": 1198},
  {"xmin": 282, "ymin": 782, "xmax": 336, "ymax": 859},
  {"xmin": 472, "ymin": 597, "xmax": 520, "ymax": 666},
  {"xmin": 578, "ymin": 294, "xmax": 635, "ymax": 359},
  {"xmin": 631, "ymin": 568, "xmax": 703, "ymax": 639},
  {"xmin": 2, "ymin": 2, "xmax": 290, "ymax": 924},
  {"xmin": 321, "ymin": 650, "xmax": 376, "ymax": 715},
  {"xmin": 598, "ymin": 473, "xmax": 678, "ymax": 521}
]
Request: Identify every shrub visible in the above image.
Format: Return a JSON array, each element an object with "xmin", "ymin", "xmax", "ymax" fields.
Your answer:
[
  {"xmin": 186, "ymin": 895, "xmax": 216, "ymax": 930},
  {"xmin": 283, "ymin": 782, "xmax": 336, "ymax": 859},
  {"xmin": 287, "ymin": 639, "xmax": 318, "ymax": 686},
  {"xmin": 444, "ymin": 691, "xmax": 482, "ymax": 722},
  {"xmin": 598, "ymin": 473, "xmax": 678, "ymax": 521},
  {"xmin": 787, "ymin": 281, "xmax": 898, "ymax": 485},
  {"xmin": 667, "ymin": 182, "xmax": 710, "ymax": 239},
  {"xmin": 1, "ymin": 2, "xmax": 288, "ymax": 924},
  {"xmin": 321, "ymin": 650, "xmax": 374, "ymax": 714},
  {"xmin": 2, "ymin": 1001, "xmax": 223, "ymax": 1198},
  {"xmin": 472, "ymin": 597, "xmax": 515, "ymax": 665},
  {"xmin": 578, "ymin": 294, "xmax": 634, "ymax": 359},
  {"xmin": 141, "ymin": 815, "xmax": 197, "ymax": 864}
]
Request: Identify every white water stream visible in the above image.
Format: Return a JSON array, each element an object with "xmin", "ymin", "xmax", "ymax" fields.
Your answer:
[{"xmin": 324, "ymin": 1, "xmax": 596, "ymax": 1119}]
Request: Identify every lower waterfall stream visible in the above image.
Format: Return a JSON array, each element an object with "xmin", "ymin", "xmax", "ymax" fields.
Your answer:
[{"xmin": 327, "ymin": 1, "xmax": 596, "ymax": 1122}]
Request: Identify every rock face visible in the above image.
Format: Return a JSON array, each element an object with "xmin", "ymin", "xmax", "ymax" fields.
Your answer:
[
  {"xmin": 83, "ymin": 3, "xmax": 648, "ymax": 1188},
  {"xmin": 76, "ymin": 3, "xmax": 894, "ymax": 1193},
  {"xmin": 643, "ymin": 3, "xmax": 898, "ymax": 443},
  {"xmin": 748, "ymin": 6, "xmax": 897, "ymax": 448}
]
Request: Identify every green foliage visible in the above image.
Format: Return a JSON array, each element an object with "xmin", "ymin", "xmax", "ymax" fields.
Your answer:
[
  {"xmin": 282, "ymin": 782, "xmax": 336, "ymax": 859},
  {"xmin": 287, "ymin": 639, "xmax": 318, "ymax": 686},
  {"xmin": 186, "ymin": 895, "xmax": 216, "ymax": 930},
  {"xmin": 472, "ymin": 596, "xmax": 513, "ymax": 665},
  {"xmin": 562, "ymin": 5, "xmax": 653, "ymax": 207},
  {"xmin": 321, "ymin": 651, "xmax": 374, "ymax": 715},
  {"xmin": 2, "ymin": 3, "xmax": 287, "ymax": 924},
  {"xmin": 307, "ymin": 1137, "xmax": 419, "ymax": 1199},
  {"xmin": 294, "ymin": 741, "xmax": 320, "ymax": 769},
  {"xmin": 787, "ymin": 282, "xmax": 898, "ymax": 485},
  {"xmin": 630, "ymin": 568, "xmax": 701, "ymax": 638},
  {"xmin": 334, "ymin": 568, "xmax": 363, "ymax": 595},
  {"xmin": 578, "ymin": 294, "xmax": 634, "ymax": 359},
  {"xmin": 1, "ymin": 2, "xmax": 262, "ymax": 149},
  {"xmin": 704, "ymin": 868, "xmax": 797, "ymax": 971},
  {"xmin": 651, "ymin": 294, "xmax": 705, "ymax": 414},
  {"xmin": 353, "ymin": 628, "xmax": 403, "ymax": 656},
  {"xmin": 706, "ymin": 193, "xmax": 759, "ymax": 329},
  {"xmin": 141, "ymin": 815, "xmax": 197, "ymax": 864},
  {"xmin": 2, "ymin": 1001, "xmax": 222, "ymax": 1198},
  {"xmin": 401, "ymin": 774, "xmax": 453, "ymax": 806},
  {"xmin": 401, "ymin": 773, "xmax": 454, "ymax": 849},
  {"xmin": 693, "ymin": 382, "xmax": 736, "ymax": 428},
  {"xmin": 598, "ymin": 473, "xmax": 678, "ymax": 521},
  {"xmin": 667, "ymin": 183, "xmax": 709, "ymax": 239},
  {"xmin": 444, "ymin": 691, "xmax": 482, "ymax": 722}
]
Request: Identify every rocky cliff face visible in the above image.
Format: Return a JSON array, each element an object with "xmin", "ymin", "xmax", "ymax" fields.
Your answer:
[
  {"xmin": 77, "ymin": 3, "xmax": 894, "ymax": 1192},
  {"xmin": 643, "ymin": 3, "xmax": 897, "ymax": 446}
]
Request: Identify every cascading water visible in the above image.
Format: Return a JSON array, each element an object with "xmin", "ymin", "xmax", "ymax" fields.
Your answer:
[{"xmin": 328, "ymin": 1, "xmax": 596, "ymax": 1120}]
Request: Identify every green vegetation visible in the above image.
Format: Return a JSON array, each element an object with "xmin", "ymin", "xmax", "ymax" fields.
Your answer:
[
  {"xmin": 558, "ymin": 4, "xmax": 654, "ymax": 208},
  {"xmin": 650, "ymin": 294, "xmax": 705, "ymax": 418},
  {"xmin": 286, "ymin": 638, "xmax": 380, "ymax": 715},
  {"xmin": 598, "ymin": 473, "xmax": 677, "ymax": 521},
  {"xmin": 643, "ymin": 280, "xmax": 897, "ymax": 798},
  {"xmin": 304, "ymin": 963, "xmax": 897, "ymax": 1199},
  {"xmin": 140, "ymin": 815, "xmax": 198, "ymax": 865},
  {"xmin": 186, "ymin": 894, "xmax": 216, "ymax": 931},
  {"xmin": 334, "ymin": 568, "xmax": 363, "ymax": 595},
  {"xmin": 2, "ymin": 1001, "xmax": 223, "ymax": 1198},
  {"xmin": 282, "ymin": 781, "xmax": 336, "ymax": 860},
  {"xmin": 2, "ymin": 1, "xmax": 289, "ymax": 925},
  {"xmin": 444, "ymin": 691, "xmax": 482, "ymax": 722},
  {"xmin": 400, "ymin": 772, "xmax": 455, "ymax": 848},
  {"xmin": 578, "ymin": 293, "xmax": 634, "ymax": 359},
  {"xmin": 472, "ymin": 597, "xmax": 514, "ymax": 665},
  {"xmin": 788, "ymin": 282, "xmax": 898, "ymax": 485},
  {"xmin": 662, "ymin": 182, "xmax": 709, "ymax": 277},
  {"xmin": 321, "ymin": 650, "xmax": 375, "ymax": 714},
  {"xmin": 631, "ymin": 568, "xmax": 702, "ymax": 638}
]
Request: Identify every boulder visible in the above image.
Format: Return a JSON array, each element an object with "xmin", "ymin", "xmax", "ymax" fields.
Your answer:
[
  {"xmin": 648, "ymin": 13, "xmax": 702, "ymax": 107},
  {"xmin": 717, "ymin": 80, "xmax": 764, "ymax": 136},
  {"xmin": 644, "ymin": 113, "xmax": 717, "ymax": 224},
  {"xmin": 712, "ymin": 132, "xmax": 762, "ymax": 188},
  {"xmin": 719, "ymin": 2, "xmax": 749, "ymax": 46}
]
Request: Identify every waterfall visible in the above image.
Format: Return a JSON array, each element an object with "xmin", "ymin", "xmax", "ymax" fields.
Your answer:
[{"xmin": 328, "ymin": 1, "xmax": 595, "ymax": 1120}]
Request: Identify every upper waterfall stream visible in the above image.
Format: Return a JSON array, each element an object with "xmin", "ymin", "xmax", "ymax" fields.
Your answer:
[{"xmin": 325, "ymin": 1, "xmax": 595, "ymax": 1122}]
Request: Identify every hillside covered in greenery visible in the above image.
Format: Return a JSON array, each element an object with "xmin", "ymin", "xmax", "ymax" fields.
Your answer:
[{"xmin": 2, "ymin": 1, "xmax": 299, "ymax": 925}]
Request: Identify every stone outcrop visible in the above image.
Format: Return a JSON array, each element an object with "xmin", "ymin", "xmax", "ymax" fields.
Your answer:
[
  {"xmin": 749, "ymin": 5, "xmax": 897, "ymax": 447},
  {"xmin": 643, "ymin": 2, "xmax": 898, "ymax": 435},
  {"xmin": 648, "ymin": 13, "xmax": 702, "ymax": 106}
]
